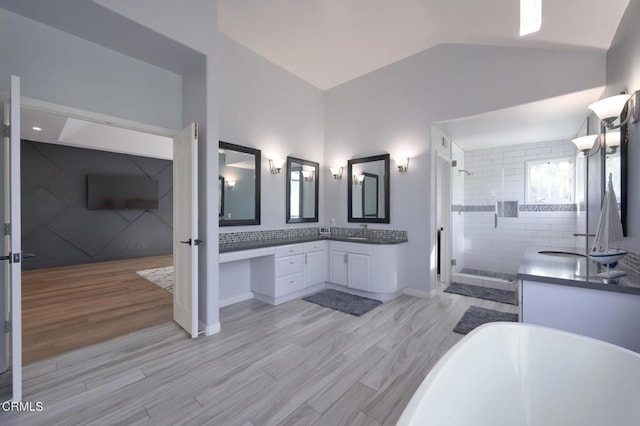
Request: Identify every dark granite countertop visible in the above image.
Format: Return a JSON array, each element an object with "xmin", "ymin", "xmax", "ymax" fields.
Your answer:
[
  {"xmin": 517, "ymin": 246, "xmax": 640, "ymax": 296},
  {"xmin": 219, "ymin": 235, "xmax": 408, "ymax": 254}
]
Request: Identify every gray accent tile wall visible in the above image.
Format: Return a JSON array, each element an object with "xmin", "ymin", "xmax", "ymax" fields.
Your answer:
[{"xmin": 22, "ymin": 141, "xmax": 173, "ymax": 270}]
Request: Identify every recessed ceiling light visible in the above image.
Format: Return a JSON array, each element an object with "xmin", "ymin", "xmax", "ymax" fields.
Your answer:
[{"xmin": 32, "ymin": 126, "xmax": 42, "ymax": 131}]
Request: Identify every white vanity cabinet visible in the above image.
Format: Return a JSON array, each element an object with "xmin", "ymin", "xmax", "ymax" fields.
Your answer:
[
  {"xmin": 328, "ymin": 241, "xmax": 401, "ymax": 299},
  {"xmin": 303, "ymin": 241, "xmax": 328, "ymax": 288},
  {"xmin": 274, "ymin": 244, "xmax": 304, "ymax": 297}
]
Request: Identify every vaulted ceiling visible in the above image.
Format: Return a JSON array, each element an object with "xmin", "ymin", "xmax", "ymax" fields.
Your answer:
[{"xmin": 219, "ymin": 0, "xmax": 630, "ymax": 90}]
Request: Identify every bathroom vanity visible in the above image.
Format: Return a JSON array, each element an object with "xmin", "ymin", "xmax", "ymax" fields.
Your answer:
[
  {"xmin": 219, "ymin": 235, "xmax": 408, "ymax": 306},
  {"xmin": 518, "ymin": 247, "xmax": 640, "ymax": 352}
]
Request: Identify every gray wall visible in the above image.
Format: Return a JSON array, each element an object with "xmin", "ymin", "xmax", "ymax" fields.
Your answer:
[
  {"xmin": 606, "ymin": 0, "xmax": 640, "ymax": 251},
  {"xmin": 324, "ymin": 43, "xmax": 606, "ymax": 293},
  {"xmin": 22, "ymin": 141, "xmax": 172, "ymax": 270}
]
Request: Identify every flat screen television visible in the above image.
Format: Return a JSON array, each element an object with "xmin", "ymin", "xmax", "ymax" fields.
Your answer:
[{"xmin": 87, "ymin": 175, "xmax": 159, "ymax": 210}]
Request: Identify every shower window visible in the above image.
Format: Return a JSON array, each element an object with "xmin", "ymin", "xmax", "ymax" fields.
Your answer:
[{"xmin": 525, "ymin": 157, "xmax": 575, "ymax": 204}]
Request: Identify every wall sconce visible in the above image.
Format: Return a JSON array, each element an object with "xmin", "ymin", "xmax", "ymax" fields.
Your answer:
[
  {"xmin": 269, "ymin": 158, "xmax": 285, "ymax": 174},
  {"xmin": 226, "ymin": 180, "xmax": 236, "ymax": 189},
  {"xmin": 605, "ymin": 130, "xmax": 621, "ymax": 153},
  {"xmin": 301, "ymin": 170, "xmax": 314, "ymax": 182},
  {"xmin": 352, "ymin": 174, "xmax": 365, "ymax": 185},
  {"xmin": 588, "ymin": 91, "xmax": 639, "ymax": 129},
  {"xmin": 329, "ymin": 166, "xmax": 343, "ymax": 179},
  {"xmin": 571, "ymin": 135, "xmax": 600, "ymax": 156},
  {"xmin": 396, "ymin": 157, "xmax": 410, "ymax": 172}
]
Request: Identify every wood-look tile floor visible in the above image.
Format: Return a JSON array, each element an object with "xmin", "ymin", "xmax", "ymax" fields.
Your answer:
[
  {"xmin": 22, "ymin": 255, "xmax": 174, "ymax": 364},
  {"xmin": 3, "ymin": 290, "xmax": 518, "ymax": 425}
]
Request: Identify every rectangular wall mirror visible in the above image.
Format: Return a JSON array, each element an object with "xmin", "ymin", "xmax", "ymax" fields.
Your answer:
[
  {"xmin": 348, "ymin": 153, "xmax": 390, "ymax": 223},
  {"xmin": 219, "ymin": 141, "xmax": 261, "ymax": 226},
  {"xmin": 604, "ymin": 123, "xmax": 627, "ymax": 235},
  {"xmin": 286, "ymin": 157, "xmax": 319, "ymax": 223}
]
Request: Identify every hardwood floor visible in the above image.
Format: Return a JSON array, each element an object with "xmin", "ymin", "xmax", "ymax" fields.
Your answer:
[
  {"xmin": 3, "ymin": 289, "xmax": 517, "ymax": 425},
  {"xmin": 22, "ymin": 255, "xmax": 174, "ymax": 365}
]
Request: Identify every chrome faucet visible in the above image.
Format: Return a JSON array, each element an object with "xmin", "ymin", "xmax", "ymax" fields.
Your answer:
[{"xmin": 359, "ymin": 224, "xmax": 368, "ymax": 238}]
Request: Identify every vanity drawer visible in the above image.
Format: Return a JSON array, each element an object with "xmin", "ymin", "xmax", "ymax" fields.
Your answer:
[
  {"xmin": 276, "ymin": 272, "xmax": 303, "ymax": 296},
  {"xmin": 275, "ymin": 244, "xmax": 304, "ymax": 258},
  {"xmin": 276, "ymin": 254, "xmax": 304, "ymax": 277},
  {"xmin": 304, "ymin": 241, "xmax": 326, "ymax": 253}
]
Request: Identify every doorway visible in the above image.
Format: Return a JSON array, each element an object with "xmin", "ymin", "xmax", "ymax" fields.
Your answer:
[
  {"xmin": 2, "ymin": 85, "xmax": 199, "ymax": 402},
  {"xmin": 19, "ymin": 107, "xmax": 177, "ymax": 364},
  {"xmin": 436, "ymin": 153, "xmax": 452, "ymax": 290}
]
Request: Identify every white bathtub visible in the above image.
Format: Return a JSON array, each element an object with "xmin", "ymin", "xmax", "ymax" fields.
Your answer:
[{"xmin": 397, "ymin": 322, "xmax": 640, "ymax": 426}]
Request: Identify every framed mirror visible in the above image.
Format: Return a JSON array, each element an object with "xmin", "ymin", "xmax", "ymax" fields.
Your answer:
[
  {"xmin": 604, "ymin": 122, "xmax": 627, "ymax": 236},
  {"xmin": 348, "ymin": 153, "xmax": 390, "ymax": 223},
  {"xmin": 219, "ymin": 141, "xmax": 261, "ymax": 226},
  {"xmin": 286, "ymin": 157, "xmax": 319, "ymax": 223}
]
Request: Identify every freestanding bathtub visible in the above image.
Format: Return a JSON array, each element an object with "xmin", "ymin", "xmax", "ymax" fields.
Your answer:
[{"xmin": 397, "ymin": 322, "xmax": 640, "ymax": 426}]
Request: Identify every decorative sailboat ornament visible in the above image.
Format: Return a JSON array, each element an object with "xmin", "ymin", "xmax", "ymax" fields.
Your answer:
[{"xmin": 590, "ymin": 174, "xmax": 628, "ymax": 278}]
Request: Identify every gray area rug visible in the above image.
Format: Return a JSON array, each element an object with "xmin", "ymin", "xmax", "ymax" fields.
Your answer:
[
  {"xmin": 136, "ymin": 266, "xmax": 174, "ymax": 294},
  {"xmin": 445, "ymin": 282, "xmax": 518, "ymax": 306},
  {"xmin": 303, "ymin": 289, "xmax": 382, "ymax": 317},
  {"xmin": 454, "ymin": 306, "xmax": 518, "ymax": 335}
]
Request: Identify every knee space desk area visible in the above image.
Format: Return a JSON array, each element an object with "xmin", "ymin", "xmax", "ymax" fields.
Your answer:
[{"xmin": 219, "ymin": 237, "xmax": 408, "ymax": 307}]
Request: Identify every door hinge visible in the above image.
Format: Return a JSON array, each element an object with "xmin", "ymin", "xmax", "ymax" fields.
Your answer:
[
  {"xmin": 4, "ymin": 320, "xmax": 10, "ymax": 333},
  {"xmin": 451, "ymin": 259, "xmax": 457, "ymax": 266},
  {"xmin": 3, "ymin": 223, "xmax": 9, "ymax": 236},
  {"xmin": 452, "ymin": 160, "xmax": 457, "ymax": 167},
  {"xmin": 194, "ymin": 123, "xmax": 198, "ymax": 140},
  {"xmin": 3, "ymin": 124, "xmax": 9, "ymax": 138},
  {"xmin": 12, "ymin": 253, "xmax": 20, "ymax": 263}
]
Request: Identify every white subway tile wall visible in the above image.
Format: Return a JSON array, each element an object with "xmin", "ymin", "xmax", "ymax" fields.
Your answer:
[{"xmin": 452, "ymin": 139, "xmax": 581, "ymax": 276}]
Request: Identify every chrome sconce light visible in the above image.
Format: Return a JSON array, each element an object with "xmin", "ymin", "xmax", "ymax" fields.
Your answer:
[
  {"xmin": 571, "ymin": 134, "xmax": 600, "ymax": 157},
  {"xmin": 226, "ymin": 180, "xmax": 236, "ymax": 189},
  {"xmin": 395, "ymin": 157, "xmax": 410, "ymax": 172},
  {"xmin": 588, "ymin": 91, "xmax": 639, "ymax": 130},
  {"xmin": 329, "ymin": 166, "xmax": 343, "ymax": 179},
  {"xmin": 269, "ymin": 158, "xmax": 285, "ymax": 174},
  {"xmin": 352, "ymin": 174, "xmax": 365, "ymax": 185}
]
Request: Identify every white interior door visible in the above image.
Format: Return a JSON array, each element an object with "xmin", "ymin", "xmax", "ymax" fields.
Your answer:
[
  {"xmin": 173, "ymin": 123, "xmax": 199, "ymax": 338},
  {"xmin": 1, "ymin": 76, "xmax": 22, "ymax": 402}
]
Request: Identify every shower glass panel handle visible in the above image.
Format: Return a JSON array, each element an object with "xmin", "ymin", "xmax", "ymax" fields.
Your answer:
[{"xmin": 494, "ymin": 213, "xmax": 498, "ymax": 229}]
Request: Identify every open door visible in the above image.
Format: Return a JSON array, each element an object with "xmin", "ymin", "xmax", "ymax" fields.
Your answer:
[
  {"xmin": 173, "ymin": 123, "xmax": 199, "ymax": 338},
  {"xmin": 1, "ymin": 76, "xmax": 22, "ymax": 402}
]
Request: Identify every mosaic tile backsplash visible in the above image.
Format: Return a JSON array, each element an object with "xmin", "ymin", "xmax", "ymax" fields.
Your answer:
[
  {"xmin": 219, "ymin": 228, "xmax": 319, "ymax": 245},
  {"xmin": 219, "ymin": 226, "xmax": 408, "ymax": 245},
  {"xmin": 330, "ymin": 227, "xmax": 408, "ymax": 240}
]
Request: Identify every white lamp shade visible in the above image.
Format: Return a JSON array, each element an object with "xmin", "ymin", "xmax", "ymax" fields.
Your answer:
[
  {"xmin": 301, "ymin": 170, "xmax": 314, "ymax": 180},
  {"xmin": 520, "ymin": 0, "xmax": 542, "ymax": 36},
  {"xmin": 606, "ymin": 131, "xmax": 621, "ymax": 148},
  {"xmin": 329, "ymin": 167, "xmax": 341, "ymax": 174},
  {"xmin": 588, "ymin": 94, "xmax": 631, "ymax": 121},
  {"xmin": 571, "ymin": 135, "xmax": 598, "ymax": 151}
]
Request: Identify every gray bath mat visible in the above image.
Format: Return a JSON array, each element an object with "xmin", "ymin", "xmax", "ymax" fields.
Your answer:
[
  {"xmin": 303, "ymin": 289, "xmax": 382, "ymax": 317},
  {"xmin": 454, "ymin": 306, "xmax": 518, "ymax": 335},
  {"xmin": 445, "ymin": 282, "xmax": 518, "ymax": 306}
]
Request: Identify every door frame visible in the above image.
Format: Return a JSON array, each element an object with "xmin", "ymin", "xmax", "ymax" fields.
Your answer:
[
  {"xmin": 0, "ymin": 90, "xmax": 202, "ymax": 363},
  {"xmin": 436, "ymin": 152, "xmax": 452, "ymax": 290}
]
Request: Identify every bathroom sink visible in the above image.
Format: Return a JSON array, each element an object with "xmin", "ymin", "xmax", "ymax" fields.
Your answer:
[{"xmin": 538, "ymin": 250, "xmax": 587, "ymax": 258}]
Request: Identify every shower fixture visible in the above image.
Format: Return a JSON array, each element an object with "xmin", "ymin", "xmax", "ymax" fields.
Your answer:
[{"xmin": 458, "ymin": 169, "xmax": 471, "ymax": 176}]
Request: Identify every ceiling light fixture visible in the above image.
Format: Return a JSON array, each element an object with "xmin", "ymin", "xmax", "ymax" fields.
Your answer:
[
  {"xmin": 32, "ymin": 126, "xmax": 42, "ymax": 131},
  {"xmin": 520, "ymin": 0, "xmax": 542, "ymax": 37}
]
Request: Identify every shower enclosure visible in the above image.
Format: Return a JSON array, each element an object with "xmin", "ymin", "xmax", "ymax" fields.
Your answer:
[{"xmin": 450, "ymin": 140, "xmax": 581, "ymax": 290}]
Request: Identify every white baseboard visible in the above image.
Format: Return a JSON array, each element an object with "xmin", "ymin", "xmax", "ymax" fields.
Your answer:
[
  {"xmin": 219, "ymin": 292, "xmax": 254, "ymax": 308},
  {"xmin": 403, "ymin": 287, "xmax": 437, "ymax": 299}
]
